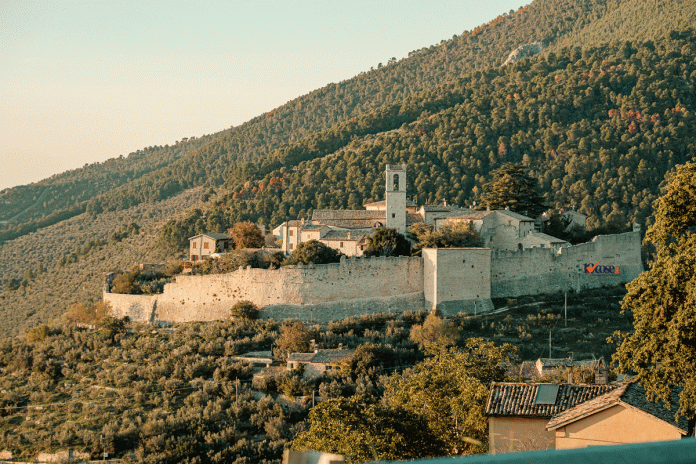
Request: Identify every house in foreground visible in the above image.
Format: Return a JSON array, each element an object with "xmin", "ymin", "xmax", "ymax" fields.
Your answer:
[{"xmin": 486, "ymin": 381, "xmax": 691, "ymax": 453}]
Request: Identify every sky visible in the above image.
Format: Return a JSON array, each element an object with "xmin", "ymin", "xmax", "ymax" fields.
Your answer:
[{"xmin": 1, "ymin": 0, "xmax": 528, "ymax": 191}]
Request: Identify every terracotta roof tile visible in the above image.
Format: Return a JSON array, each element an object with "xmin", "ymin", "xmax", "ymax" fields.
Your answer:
[
  {"xmin": 547, "ymin": 381, "xmax": 689, "ymax": 433},
  {"xmin": 486, "ymin": 382, "xmax": 617, "ymax": 418}
]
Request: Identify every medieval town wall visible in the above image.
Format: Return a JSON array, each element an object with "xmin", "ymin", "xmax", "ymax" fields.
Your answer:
[
  {"xmin": 104, "ymin": 232, "xmax": 643, "ymax": 324},
  {"xmin": 491, "ymin": 231, "xmax": 643, "ymax": 297},
  {"xmin": 104, "ymin": 256, "xmax": 424, "ymax": 324},
  {"xmin": 422, "ymin": 248, "xmax": 494, "ymax": 315}
]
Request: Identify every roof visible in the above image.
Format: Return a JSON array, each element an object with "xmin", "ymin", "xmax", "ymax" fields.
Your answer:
[
  {"xmin": 422, "ymin": 205, "xmax": 472, "ymax": 213},
  {"xmin": 547, "ymin": 381, "xmax": 689, "ymax": 433},
  {"xmin": 188, "ymin": 233, "xmax": 230, "ymax": 241},
  {"xmin": 525, "ymin": 232, "xmax": 568, "ymax": 244},
  {"xmin": 448, "ymin": 211, "xmax": 494, "ymax": 221},
  {"xmin": 363, "ymin": 199, "xmax": 418, "ymax": 208},
  {"xmin": 312, "ymin": 209, "xmax": 386, "ymax": 228},
  {"xmin": 287, "ymin": 349, "xmax": 355, "ymax": 364},
  {"xmin": 320, "ymin": 229, "xmax": 371, "ymax": 241},
  {"xmin": 486, "ymin": 382, "xmax": 617, "ymax": 418},
  {"xmin": 496, "ymin": 210, "xmax": 535, "ymax": 222},
  {"xmin": 407, "ymin": 213, "xmax": 424, "ymax": 225}
]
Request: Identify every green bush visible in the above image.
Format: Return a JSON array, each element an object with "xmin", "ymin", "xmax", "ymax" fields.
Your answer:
[{"xmin": 231, "ymin": 301, "xmax": 260, "ymax": 320}]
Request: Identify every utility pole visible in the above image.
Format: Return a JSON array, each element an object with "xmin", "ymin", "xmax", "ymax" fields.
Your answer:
[{"xmin": 565, "ymin": 292, "xmax": 568, "ymax": 327}]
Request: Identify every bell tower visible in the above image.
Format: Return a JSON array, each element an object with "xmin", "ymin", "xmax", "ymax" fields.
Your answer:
[{"xmin": 385, "ymin": 164, "xmax": 407, "ymax": 233}]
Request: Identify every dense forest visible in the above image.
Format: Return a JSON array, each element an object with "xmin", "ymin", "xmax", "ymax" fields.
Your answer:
[
  {"xmin": 0, "ymin": 0, "xmax": 695, "ymax": 461},
  {"xmin": 0, "ymin": 0, "xmax": 694, "ymax": 334},
  {"xmin": 2, "ymin": 0, "xmax": 695, "ymax": 245},
  {"xmin": 159, "ymin": 31, "xmax": 696, "ymax": 249}
]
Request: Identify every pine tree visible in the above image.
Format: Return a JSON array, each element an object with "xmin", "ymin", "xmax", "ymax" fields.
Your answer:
[{"xmin": 481, "ymin": 163, "xmax": 546, "ymax": 217}]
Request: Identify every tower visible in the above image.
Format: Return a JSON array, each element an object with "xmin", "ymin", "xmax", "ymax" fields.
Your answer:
[{"xmin": 385, "ymin": 164, "xmax": 407, "ymax": 233}]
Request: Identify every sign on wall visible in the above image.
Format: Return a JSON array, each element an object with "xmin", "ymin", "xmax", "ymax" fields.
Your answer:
[{"xmin": 583, "ymin": 262, "xmax": 620, "ymax": 275}]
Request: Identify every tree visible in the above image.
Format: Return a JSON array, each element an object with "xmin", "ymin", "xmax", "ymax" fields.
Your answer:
[
  {"xmin": 292, "ymin": 397, "xmax": 445, "ymax": 462},
  {"xmin": 230, "ymin": 300, "xmax": 259, "ymax": 320},
  {"xmin": 409, "ymin": 311, "xmax": 459, "ymax": 351},
  {"xmin": 612, "ymin": 161, "xmax": 696, "ymax": 420},
  {"xmin": 409, "ymin": 222, "xmax": 484, "ymax": 255},
  {"xmin": 229, "ymin": 222, "xmax": 265, "ymax": 249},
  {"xmin": 364, "ymin": 228, "xmax": 410, "ymax": 257},
  {"xmin": 284, "ymin": 240, "xmax": 342, "ymax": 265},
  {"xmin": 384, "ymin": 338, "xmax": 516, "ymax": 455},
  {"xmin": 481, "ymin": 163, "xmax": 546, "ymax": 217},
  {"xmin": 275, "ymin": 322, "xmax": 311, "ymax": 359}
]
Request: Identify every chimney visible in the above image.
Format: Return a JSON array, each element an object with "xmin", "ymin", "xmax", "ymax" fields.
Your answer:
[
  {"xmin": 567, "ymin": 366, "xmax": 573, "ymax": 384},
  {"xmin": 338, "ymin": 343, "xmax": 343, "ymax": 350},
  {"xmin": 347, "ymin": 232, "xmax": 351, "ymax": 239}
]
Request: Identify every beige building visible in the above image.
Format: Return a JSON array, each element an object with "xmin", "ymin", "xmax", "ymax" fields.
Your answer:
[
  {"xmin": 486, "ymin": 381, "xmax": 690, "ymax": 454},
  {"xmin": 189, "ymin": 233, "xmax": 232, "ymax": 262},
  {"xmin": 547, "ymin": 382, "xmax": 690, "ymax": 449},
  {"xmin": 485, "ymin": 382, "xmax": 617, "ymax": 453}
]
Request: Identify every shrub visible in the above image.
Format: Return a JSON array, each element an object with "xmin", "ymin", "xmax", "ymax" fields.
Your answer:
[{"xmin": 230, "ymin": 301, "xmax": 260, "ymax": 320}]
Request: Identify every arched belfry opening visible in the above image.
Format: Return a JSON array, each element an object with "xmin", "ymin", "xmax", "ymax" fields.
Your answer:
[{"xmin": 385, "ymin": 164, "xmax": 407, "ymax": 233}]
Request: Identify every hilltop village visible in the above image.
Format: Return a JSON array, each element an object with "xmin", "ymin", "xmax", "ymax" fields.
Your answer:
[{"xmin": 105, "ymin": 164, "xmax": 643, "ymax": 325}]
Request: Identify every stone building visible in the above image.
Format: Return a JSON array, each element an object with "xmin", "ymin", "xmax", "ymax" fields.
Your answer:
[
  {"xmin": 189, "ymin": 233, "xmax": 232, "ymax": 262},
  {"xmin": 287, "ymin": 348, "xmax": 355, "ymax": 378}
]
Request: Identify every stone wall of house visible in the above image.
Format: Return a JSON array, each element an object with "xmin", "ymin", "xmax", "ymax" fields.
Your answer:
[
  {"xmin": 490, "ymin": 231, "xmax": 643, "ymax": 297},
  {"xmin": 105, "ymin": 256, "xmax": 424, "ymax": 324}
]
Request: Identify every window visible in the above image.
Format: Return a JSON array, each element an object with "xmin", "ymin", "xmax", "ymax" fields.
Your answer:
[
  {"xmin": 289, "ymin": 243, "xmax": 294, "ymax": 250},
  {"xmin": 392, "ymin": 213, "xmax": 396, "ymax": 218},
  {"xmin": 392, "ymin": 173, "xmax": 400, "ymax": 190},
  {"xmin": 203, "ymin": 242, "xmax": 209, "ymax": 249},
  {"xmin": 289, "ymin": 230, "xmax": 293, "ymax": 236},
  {"xmin": 340, "ymin": 242, "xmax": 344, "ymax": 248}
]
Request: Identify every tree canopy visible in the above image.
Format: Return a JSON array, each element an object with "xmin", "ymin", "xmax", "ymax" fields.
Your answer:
[
  {"xmin": 365, "ymin": 228, "xmax": 411, "ymax": 257},
  {"xmin": 612, "ymin": 161, "xmax": 696, "ymax": 419},
  {"xmin": 284, "ymin": 240, "xmax": 342, "ymax": 265},
  {"xmin": 229, "ymin": 221, "xmax": 265, "ymax": 249},
  {"xmin": 409, "ymin": 311, "xmax": 459, "ymax": 351},
  {"xmin": 292, "ymin": 397, "xmax": 444, "ymax": 462},
  {"xmin": 481, "ymin": 163, "xmax": 546, "ymax": 218}
]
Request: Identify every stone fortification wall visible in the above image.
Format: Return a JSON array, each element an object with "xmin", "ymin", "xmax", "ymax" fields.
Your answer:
[
  {"xmin": 491, "ymin": 231, "xmax": 643, "ymax": 297},
  {"xmin": 423, "ymin": 248, "xmax": 494, "ymax": 315},
  {"xmin": 105, "ymin": 256, "xmax": 424, "ymax": 324}
]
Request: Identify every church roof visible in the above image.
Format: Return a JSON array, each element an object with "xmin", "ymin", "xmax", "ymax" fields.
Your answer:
[
  {"xmin": 320, "ymin": 229, "xmax": 371, "ymax": 241},
  {"xmin": 363, "ymin": 199, "xmax": 418, "ymax": 208},
  {"xmin": 312, "ymin": 210, "xmax": 386, "ymax": 228}
]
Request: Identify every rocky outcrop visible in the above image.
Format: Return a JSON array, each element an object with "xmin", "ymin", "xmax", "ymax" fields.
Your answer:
[{"xmin": 503, "ymin": 41, "xmax": 544, "ymax": 66}]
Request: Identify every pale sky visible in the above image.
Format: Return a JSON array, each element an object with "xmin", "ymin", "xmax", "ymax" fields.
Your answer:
[{"xmin": 1, "ymin": 0, "xmax": 528, "ymax": 191}]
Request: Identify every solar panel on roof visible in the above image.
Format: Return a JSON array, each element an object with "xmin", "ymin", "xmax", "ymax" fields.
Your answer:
[{"xmin": 535, "ymin": 384, "xmax": 560, "ymax": 405}]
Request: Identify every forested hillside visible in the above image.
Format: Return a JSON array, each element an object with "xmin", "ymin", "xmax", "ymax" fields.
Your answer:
[
  {"xmin": 1, "ymin": 0, "xmax": 696, "ymax": 335},
  {"xmin": 4, "ymin": 0, "xmax": 695, "ymax": 245},
  {"xmin": 160, "ymin": 31, "xmax": 696, "ymax": 249}
]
